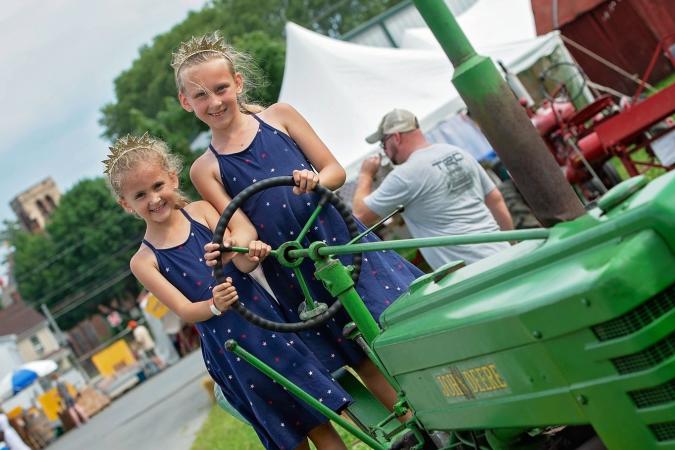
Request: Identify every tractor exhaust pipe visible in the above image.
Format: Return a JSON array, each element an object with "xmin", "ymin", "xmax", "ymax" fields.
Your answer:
[{"xmin": 414, "ymin": 0, "xmax": 586, "ymax": 226}]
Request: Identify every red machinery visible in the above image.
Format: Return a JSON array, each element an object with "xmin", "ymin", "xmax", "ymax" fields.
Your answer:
[{"xmin": 528, "ymin": 39, "xmax": 675, "ymax": 200}]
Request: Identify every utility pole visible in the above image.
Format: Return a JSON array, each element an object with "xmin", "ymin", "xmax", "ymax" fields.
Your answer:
[{"xmin": 41, "ymin": 303, "xmax": 90, "ymax": 382}]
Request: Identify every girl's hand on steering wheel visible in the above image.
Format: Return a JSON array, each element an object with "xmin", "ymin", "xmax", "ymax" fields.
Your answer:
[
  {"xmin": 203, "ymin": 243, "xmax": 221, "ymax": 268},
  {"xmin": 204, "ymin": 241, "xmax": 235, "ymax": 267},
  {"xmin": 204, "ymin": 229, "xmax": 237, "ymax": 267},
  {"xmin": 212, "ymin": 277, "xmax": 238, "ymax": 312},
  {"xmin": 246, "ymin": 240, "xmax": 272, "ymax": 263},
  {"xmin": 292, "ymin": 169, "xmax": 319, "ymax": 195}
]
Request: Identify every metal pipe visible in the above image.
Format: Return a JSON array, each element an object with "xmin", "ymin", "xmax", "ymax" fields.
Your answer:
[
  {"xmin": 227, "ymin": 229, "xmax": 549, "ymax": 257},
  {"xmin": 347, "ymin": 205, "xmax": 404, "ymax": 245},
  {"xmin": 414, "ymin": 0, "xmax": 586, "ymax": 226},
  {"xmin": 225, "ymin": 339, "xmax": 387, "ymax": 450},
  {"xmin": 564, "ymin": 135, "xmax": 608, "ymax": 194},
  {"xmin": 288, "ymin": 229, "xmax": 550, "ymax": 258}
]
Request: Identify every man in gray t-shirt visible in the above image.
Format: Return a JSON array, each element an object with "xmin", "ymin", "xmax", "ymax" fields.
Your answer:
[{"xmin": 352, "ymin": 109, "xmax": 513, "ymax": 269}]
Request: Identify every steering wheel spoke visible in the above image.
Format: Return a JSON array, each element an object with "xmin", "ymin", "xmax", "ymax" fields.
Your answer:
[{"xmin": 295, "ymin": 192, "xmax": 330, "ymax": 244}]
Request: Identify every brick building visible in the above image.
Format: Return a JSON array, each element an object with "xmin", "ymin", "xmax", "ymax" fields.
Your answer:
[{"xmin": 10, "ymin": 177, "xmax": 61, "ymax": 233}]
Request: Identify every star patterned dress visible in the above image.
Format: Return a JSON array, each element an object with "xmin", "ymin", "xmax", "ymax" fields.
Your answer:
[
  {"xmin": 141, "ymin": 208, "xmax": 351, "ymax": 450},
  {"xmin": 208, "ymin": 114, "xmax": 424, "ymax": 372}
]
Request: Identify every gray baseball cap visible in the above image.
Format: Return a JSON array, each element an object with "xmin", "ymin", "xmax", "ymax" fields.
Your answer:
[{"xmin": 365, "ymin": 109, "xmax": 420, "ymax": 144}]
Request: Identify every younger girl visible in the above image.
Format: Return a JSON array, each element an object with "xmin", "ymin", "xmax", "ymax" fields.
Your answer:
[
  {"xmin": 104, "ymin": 133, "xmax": 350, "ymax": 450},
  {"xmin": 172, "ymin": 33, "xmax": 423, "ymax": 412}
]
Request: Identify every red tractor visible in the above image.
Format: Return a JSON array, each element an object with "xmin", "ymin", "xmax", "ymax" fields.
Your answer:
[{"xmin": 528, "ymin": 53, "xmax": 675, "ymax": 201}]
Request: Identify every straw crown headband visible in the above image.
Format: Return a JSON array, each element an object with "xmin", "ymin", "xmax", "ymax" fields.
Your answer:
[
  {"xmin": 103, "ymin": 133, "xmax": 157, "ymax": 175},
  {"xmin": 171, "ymin": 32, "xmax": 233, "ymax": 72}
]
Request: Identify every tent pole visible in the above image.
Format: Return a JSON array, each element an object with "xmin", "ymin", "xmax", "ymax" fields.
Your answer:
[{"xmin": 413, "ymin": 0, "xmax": 585, "ymax": 226}]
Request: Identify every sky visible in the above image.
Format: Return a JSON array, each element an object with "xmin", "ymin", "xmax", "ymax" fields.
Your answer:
[{"xmin": 0, "ymin": 0, "xmax": 208, "ymax": 282}]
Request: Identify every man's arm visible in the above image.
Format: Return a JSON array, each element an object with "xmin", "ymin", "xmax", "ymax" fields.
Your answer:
[
  {"xmin": 484, "ymin": 188, "xmax": 514, "ymax": 231},
  {"xmin": 352, "ymin": 156, "xmax": 383, "ymax": 226}
]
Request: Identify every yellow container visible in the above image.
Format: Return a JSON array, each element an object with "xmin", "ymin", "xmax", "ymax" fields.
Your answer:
[
  {"xmin": 91, "ymin": 339, "xmax": 137, "ymax": 377},
  {"xmin": 37, "ymin": 384, "xmax": 76, "ymax": 421},
  {"xmin": 143, "ymin": 293, "xmax": 170, "ymax": 319}
]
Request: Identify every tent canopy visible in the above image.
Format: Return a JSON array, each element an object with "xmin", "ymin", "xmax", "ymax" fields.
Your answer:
[
  {"xmin": 279, "ymin": 21, "xmax": 562, "ymax": 172},
  {"xmin": 399, "ymin": 0, "xmax": 537, "ymax": 49}
]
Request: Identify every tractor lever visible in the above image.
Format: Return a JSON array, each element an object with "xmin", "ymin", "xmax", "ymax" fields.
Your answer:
[{"xmin": 348, "ymin": 204, "xmax": 405, "ymax": 245}]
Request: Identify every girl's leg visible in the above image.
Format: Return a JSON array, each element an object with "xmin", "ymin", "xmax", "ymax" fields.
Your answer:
[
  {"xmin": 67, "ymin": 407, "xmax": 82, "ymax": 427},
  {"xmin": 74, "ymin": 404, "xmax": 89, "ymax": 423},
  {"xmin": 354, "ymin": 359, "xmax": 413, "ymax": 422},
  {"xmin": 307, "ymin": 423, "xmax": 347, "ymax": 450}
]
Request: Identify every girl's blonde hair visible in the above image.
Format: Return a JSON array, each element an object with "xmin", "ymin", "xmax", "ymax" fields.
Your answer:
[
  {"xmin": 103, "ymin": 133, "xmax": 189, "ymax": 208},
  {"xmin": 171, "ymin": 31, "xmax": 265, "ymax": 114}
]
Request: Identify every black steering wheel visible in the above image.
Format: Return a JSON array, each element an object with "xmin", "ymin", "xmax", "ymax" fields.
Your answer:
[{"xmin": 212, "ymin": 176, "xmax": 362, "ymax": 332}]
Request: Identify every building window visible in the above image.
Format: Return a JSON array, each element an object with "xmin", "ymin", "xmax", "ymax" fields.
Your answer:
[
  {"xmin": 30, "ymin": 335, "xmax": 44, "ymax": 356},
  {"xmin": 36, "ymin": 199, "xmax": 48, "ymax": 216},
  {"xmin": 45, "ymin": 195, "xmax": 57, "ymax": 212}
]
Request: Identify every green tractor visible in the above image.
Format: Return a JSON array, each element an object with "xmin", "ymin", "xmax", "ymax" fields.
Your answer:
[
  {"xmin": 210, "ymin": 2, "xmax": 675, "ymax": 449},
  {"xmin": 214, "ymin": 172, "xmax": 674, "ymax": 450}
]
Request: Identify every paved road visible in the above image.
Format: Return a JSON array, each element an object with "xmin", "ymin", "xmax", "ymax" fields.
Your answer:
[{"xmin": 47, "ymin": 351, "xmax": 211, "ymax": 450}]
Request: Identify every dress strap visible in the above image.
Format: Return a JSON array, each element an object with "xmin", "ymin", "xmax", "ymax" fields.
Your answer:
[
  {"xmin": 209, "ymin": 114, "xmax": 264, "ymax": 156},
  {"xmin": 179, "ymin": 208, "xmax": 212, "ymax": 235},
  {"xmin": 141, "ymin": 239, "xmax": 157, "ymax": 252},
  {"xmin": 179, "ymin": 208, "xmax": 196, "ymax": 223}
]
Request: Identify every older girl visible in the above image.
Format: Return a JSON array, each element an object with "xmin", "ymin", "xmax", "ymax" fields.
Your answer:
[{"xmin": 172, "ymin": 33, "xmax": 422, "ymax": 413}]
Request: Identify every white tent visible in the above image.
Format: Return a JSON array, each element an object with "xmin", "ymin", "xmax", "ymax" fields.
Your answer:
[
  {"xmin": 400, "ymin": 0, "xmax": 537, "ymax": 50},
  {"xmin": 278, "ymin": 21, "xmax": 563, "ymax": 174}
]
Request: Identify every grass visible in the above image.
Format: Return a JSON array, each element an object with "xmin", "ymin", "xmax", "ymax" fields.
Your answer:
[
  {"xmin": 652, "ymin": 72, "xmax": 675, "ymax": 92},
  {"xmin": 191, "ymin": 404, "xmax": 371, "ymax": 450},
  {"xmin": 608, "ymin": 150, "xmax": 669, "ymax": 182},
  {"xmin": 191, "ymin": 405, "xmax": 261, "ymax": 450}
]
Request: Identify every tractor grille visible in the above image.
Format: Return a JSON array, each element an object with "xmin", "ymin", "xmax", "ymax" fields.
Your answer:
[
  {"xmin": 650, "ymin": 422, "xmax": 675, "ymax": 442},
  {"xmin": 629, "ymin": 379, "xmax": 675, "ymax": 408},
  {"xmin": 592, "ymin": 284, "xmax": 675, "ymax": 341},
  {"xmin": 610, "ymin": 333, "xmax": 675, "ymax": 374}
]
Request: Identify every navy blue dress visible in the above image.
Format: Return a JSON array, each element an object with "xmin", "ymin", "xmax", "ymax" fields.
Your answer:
[
  {"xmin": 208, "ymin": 114, "xmax": 423, "ymax": 372},
  {"xmin": 142, "ymin": 209, "xmax": 351, "ymax": 450}
]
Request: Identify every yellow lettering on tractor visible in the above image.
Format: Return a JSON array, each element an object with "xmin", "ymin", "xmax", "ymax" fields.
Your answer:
[
  {"xmin": 487, "ymin": 364, "xmax": 508, "ymax": 389},
  {"xmin": 435, "ymin": 363, "xmax": 509, "ymax": 400},
  {"xmin": 436, "ymin": 373, "xmax": 464, "ymax": 397}
]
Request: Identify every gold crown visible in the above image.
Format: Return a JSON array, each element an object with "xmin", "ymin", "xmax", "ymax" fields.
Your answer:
[
  {"xmin": 103, "ymin": 133, "xmax": 157, "ymax": 175},
  {"xmin": 171, "ymin": 32, "xmax": 230, "ymax": 71}
]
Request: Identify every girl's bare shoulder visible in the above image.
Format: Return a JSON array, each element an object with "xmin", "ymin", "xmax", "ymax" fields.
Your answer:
[
  {"xmin": 190, "ymin": 148, "xmax": 220, "ymax": 184},
  {"xmin": 184, "ymin": 200, "xmax": 216, "ymax": 217},
  {"xmin": 260, "ymin": 102, "xmax": 297, "ymax": 118},
  {"xmin": 130, "ymin": 244, "xmax": 157, "ymax": 272},
  {"xmin": 259, "ymin": 103, "xmax": 302, "ymax": 135},
  {"xmin": 191, "ymin": 148, "xmax": 218, "ymax": 171},
  {"xmin": 184, "ymin": 201, "xmax": 218, "ymax": 229}
]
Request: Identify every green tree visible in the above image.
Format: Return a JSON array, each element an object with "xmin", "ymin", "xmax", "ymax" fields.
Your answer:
[
  {"xmin": 99, "ymin": 1, "xmax": 398, "ymax": 205},
  {"xmin": 8, "ymin": 0, "xmax": 398, "ymax": 327},
  {"xmin": 233, "ymin": 31, "xmax": 286, "ymax": 107},
  {"xmin": 99, "ymin": 0, "xmax": 398, "ymax": 143},
  {"xmin": 9, "ymin": 178, "xmax": 144, "ymax": 329}
]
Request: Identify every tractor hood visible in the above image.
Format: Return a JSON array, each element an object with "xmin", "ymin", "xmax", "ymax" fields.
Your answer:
[{"xmin": 375, "ymin": 172, "xmax": 675, "ymax": 376}]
